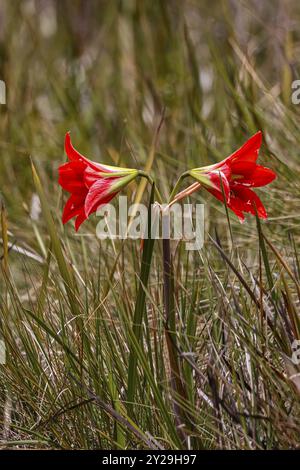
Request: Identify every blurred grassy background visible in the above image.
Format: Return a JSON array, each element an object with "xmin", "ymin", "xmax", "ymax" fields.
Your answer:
[
  {"xmin": 1, "ymin": 0, "xmax": 299, "ymax": 222},
  {"xmin": 0, "ymin": 0, "xmax": 300, "ymax": 450}
]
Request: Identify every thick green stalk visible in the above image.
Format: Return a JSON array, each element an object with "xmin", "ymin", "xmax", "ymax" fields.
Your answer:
[{"xmin": 127, "ymin": 183, "xmax": 156, "ymax": 413}]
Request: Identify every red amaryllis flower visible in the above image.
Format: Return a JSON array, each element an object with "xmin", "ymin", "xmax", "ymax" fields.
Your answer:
[
  {"xmin": 187, "ymin": 131, "xmax": 276, "ymax": 222},
  {"xmin": 59, "ymin": 133, "xmax": 139, "ymax": 230}
]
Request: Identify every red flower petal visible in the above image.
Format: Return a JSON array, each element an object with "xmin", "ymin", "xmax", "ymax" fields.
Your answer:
[
  {"xmin": 206, "ymin": 186, "xmax": 246, "ymax": 222},
  {"xmin": 208, "ymin": 169, "xmax": 230, "ymax": 203},
  {"xmin": 235, "ymin": 165, "xmax": 276, "ymax": 187},
  {"xmin": 62, "ymin": 193, "xmax": 86, "ymax": 224},
  {"xmin": 230, "ymin": 184, "xmax": 267, "ymax": 219},
  {"xmin": 65, "ymin": 132, "xmax": 87, "ymax": 162},
  {"xmin": 64, "ymin": 132, "xmax": 111, "ymax": 173},
  {"xmin": 84, "ymin": 178, "xmax": 117, "ymax": 217},
  {"xmin": 206, "ymin": 182, "xmax": 267, "ymax": 221},
  {"xmin": 83, "ymin": 165, "xmax": 116, "ymax": 188},
  {"xmin": 58, "ymin": 160, "xmax": 87, "ymax": 193},
  {"xmin": 222, "ymin": 131, "xmax": 262, "ymax": 176},
  {"xmin": 75, "ymin": 209, "xmax": 87, "ymax": 231}
]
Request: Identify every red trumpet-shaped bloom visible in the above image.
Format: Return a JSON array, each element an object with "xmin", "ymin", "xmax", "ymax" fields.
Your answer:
[
  {"xmin": 59, "ymin": 133, "xmax": 138, "ymax": 231},
  {"xmin": 188, "ymin": 131, "xmax": 276, "ymax": 222}
]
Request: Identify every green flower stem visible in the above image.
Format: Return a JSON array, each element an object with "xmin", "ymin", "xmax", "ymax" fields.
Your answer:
[
  {"xmin": 133, "ymin": 170, "xmax": 195, "ymax": 444},
  {"xmin": 139, "ymin": 171, "xmax": 163, "ymax": 203},
  {"xmin": 127, "ymin": 182, "xmax": 156, "ymax": 414},
  {"xmin": 168, "ymin": 171, "xmax": 190, "ymax": 203}
]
